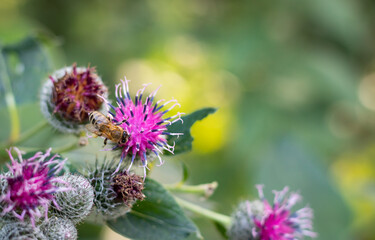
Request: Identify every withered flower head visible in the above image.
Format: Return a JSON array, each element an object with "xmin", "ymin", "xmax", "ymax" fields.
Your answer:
[
  {"xmin": 111, "ymin": 171, "xmax": 145, "ymax": 206},
  {"xmin": 41, "ymin": 64, "xmax": 108, "ymax": 133}
]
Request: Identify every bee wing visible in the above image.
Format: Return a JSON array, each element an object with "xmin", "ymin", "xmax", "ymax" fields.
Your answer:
[{"xmin": 85, "ymin": 124, "xmax": 101, "ymax": 136}]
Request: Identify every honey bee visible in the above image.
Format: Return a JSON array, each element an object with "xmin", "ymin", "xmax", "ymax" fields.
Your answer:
[{"xmin": 86, "ymin": 111, "xmax": 129, "ymax": 146}]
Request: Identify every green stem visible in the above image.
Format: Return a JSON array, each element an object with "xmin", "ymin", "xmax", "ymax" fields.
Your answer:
[
  {"xmin": 11, "ymin": 120, "xmax": 49, "ymax": 145},
  {"xmin": 165, "ymin": 181, "xmax": 218, "ymax": 198},
  {"xmin": 174, "ymin": 196, "xmax": 231, "ymax": 228},
  {"xmin": 53, "ymin": 141, "xmax": 81, "ymax": 154},
  {"xmin": 0, "ymin": 48, "xmax": 20, "ymax": 142}
]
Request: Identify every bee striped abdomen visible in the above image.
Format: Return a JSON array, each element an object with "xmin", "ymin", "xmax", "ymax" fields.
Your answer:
[{"xmin": 86, "ymin": 111, "xmax": 128, "ymax": 145}]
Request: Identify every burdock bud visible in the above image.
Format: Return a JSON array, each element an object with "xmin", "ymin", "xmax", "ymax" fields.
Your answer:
[
  {"xmin": 0, "ymin": 221, "xmax": 46, "ymax": 240},
  {"xmin": 51, "ymin": 174, "xmax": 94, "ymax": 224},
  {"xmin": 87, "ymin": 160, "xmax": 131, "ymax": 223},
  {"xmin": 40, "ymin": 216, "xmax": 77, "ymax": 240},
  {"xmin": 227, "ymin": 200, "xmax": 264, "ymax": 240},
  {"xmin": 0, "ymin": 175, "xmax": 10, "ymax": 222},
  {"xmin": 40, "ymin": 64, "xmax": 108, "ymax": 133},
  {"xmin": 111, "ymin": 171, "xmax": 145, "ymax": 206}
]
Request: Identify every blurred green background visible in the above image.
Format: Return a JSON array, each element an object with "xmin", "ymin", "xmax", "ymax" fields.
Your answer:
[{"xmin": 1, "ymin": 0, "xmax": 375, "ymax": 239}]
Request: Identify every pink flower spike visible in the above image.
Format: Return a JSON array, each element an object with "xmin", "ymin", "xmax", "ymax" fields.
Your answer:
[
  {"xmin": 253, "ymin": 186, "xmax": 317, "ymax": 240},
  {"xmin": 0, "ymin": 147, "xmax": 69, "ymax": 227},
  {"xmin": 104, "ymin": 79, "xmax": 183, "ymax": 177}
]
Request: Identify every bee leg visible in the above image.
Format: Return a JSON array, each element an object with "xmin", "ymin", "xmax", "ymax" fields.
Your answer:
[
  {"xmin": 103, "ymin": 138, "xmax": 108, "ymax": 147},
  {"xmin": 115, "ymin": 119, "xmax": 127, "ymax": 126}
]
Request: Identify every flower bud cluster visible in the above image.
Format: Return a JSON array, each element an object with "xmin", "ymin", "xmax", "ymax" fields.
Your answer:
[{"xmin": 0, "ymin": 149, "xmax": 95, "ymax": 240}]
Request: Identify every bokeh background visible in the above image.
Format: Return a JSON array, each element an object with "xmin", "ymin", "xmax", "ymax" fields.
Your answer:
[{"xmin": 1, "ymin": 0, "xmax": 375, "ymax": 239}]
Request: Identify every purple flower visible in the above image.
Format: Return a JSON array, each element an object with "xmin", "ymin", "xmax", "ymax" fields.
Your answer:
[
  {"xmin": 50, "ymin": 64, "xmax": 107, "ymax": 123},
  {"xmin": 0, "ymin": 148, "xmax": 69, "ymax": 227},
  {"xmin": 253, "ymin": 185, "xmax": 317, "ymax": 240},
  {"xmin": 41, "ymin": 64, "xmax": 108, "ymax": 133},
  {"xmin": 101, "ymin": 78, "xmax": 183, "ymax": 176}
]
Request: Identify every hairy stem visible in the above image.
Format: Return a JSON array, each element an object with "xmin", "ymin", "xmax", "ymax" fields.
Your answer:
[
  {"xmin": 174, "ymin": 196, "xmax": 231, "ymax": 228},
  {"xmin": 165, "ymin": 181, "xmax": 218, "ymax": 198}
]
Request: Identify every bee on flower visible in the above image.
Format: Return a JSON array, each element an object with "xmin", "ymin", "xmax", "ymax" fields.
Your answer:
[{"xmin": 90, "ymin": 78, "xmax": 184, "ymax": 177}]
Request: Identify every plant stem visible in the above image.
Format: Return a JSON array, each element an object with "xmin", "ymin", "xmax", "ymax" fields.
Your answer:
[
  {"xmin": 0, "ymin": 49, "xmax": 20, "ymax": 142},
  {"xmin": 174, "ymin": 196, "xmax": 231, "ymax": 228},
  {"xmin": 165, "ymin": 181, "xmax": 218, "ymax": 198},
  {"xmin": 54, "ymin": 141, "xmax": 81, "ymax": 154},
  {"xmin": 11, "ymin": 120, "xmax": 49, "ymax": 145}
]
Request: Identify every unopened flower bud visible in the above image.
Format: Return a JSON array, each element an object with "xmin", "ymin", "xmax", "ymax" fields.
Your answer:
[
  {"xmin": 51, "ymin": 174, "xmax": 94, "ymax": 224},
  {"xmin": 87, "ymin": 160, "xmax": 131, "ymax": 223},
  {"xmin": 0, "ymin": 221, "xmax": 46, "ymax": 240},
  {"xmin": 40, "ymin": 216, "xmax": 77, "ymax": 240},
  {"xmin": 227, "ymin": 200, "xmax": 263, "ymax": 240}
]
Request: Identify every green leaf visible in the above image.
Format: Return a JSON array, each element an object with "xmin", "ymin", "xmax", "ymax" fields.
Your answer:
[
  {"xmin": 167, "ymin": 108, "xmax": 217, "ymax": 155},
  {"xmin": 77, "ymin": 222, "xmax": 103, "ymax": 240},
  {"xmin": 0, "ymin": 36, "xmax": 52, "ymax": 106},
  {"xmin": 107, "ymin": 178, "xmax": 201, "ymax": 240},
  {"xmin": 213, "ymin": 221, "xmax": 229, "ymax": 240},
  {"xmin": 0, "ymin": 37, "xmax": 52, "ymax": 142}
]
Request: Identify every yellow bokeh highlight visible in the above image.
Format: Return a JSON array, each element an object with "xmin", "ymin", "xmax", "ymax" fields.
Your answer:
[
  {"xmin": 332, "ymin": 145, "xmax": 375, "ymax": 228},
  {"xmin": 0, "ymin": 0, "xmax": 22, "ymax": 11},
  {"xmin": 190, "ymin": 108, "xmax": 231, "ymax": 154},
  {"xmin": 115, "ymin": 36, "xmax": 240, "ymax": 154}
]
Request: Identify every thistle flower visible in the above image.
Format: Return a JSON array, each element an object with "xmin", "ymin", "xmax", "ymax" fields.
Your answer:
[
  {"xmin": 40, "ymin": 216, "xmax": 77, "ymax": 240},
  {"xmin": 41, "ymin": 64, "xmax": 108, "ymax": 133},
  {"xmin": 51, "ymin": 174, "xmax": 94, "ymax": 224},
  {"xmin": 0, "ymin": 148, "xmax": 69, "ymax": 227},
  {"xmin": 87, "ymin": 160, "xmax": 131, "ymax": 223},
  {"xmin": 101, "ymin": 78, "xmax": 183, "ymax": 176},
  {"xmin": 0, "ymin": 221, "xmax": 46, "ymax": 240},
  {"xmin": 228, "ymin": 185, "xmax": 317, "ymax": 240},
  {"xmin": 111, "ymin": 171, "xmax": 145, "ymax": 206}
]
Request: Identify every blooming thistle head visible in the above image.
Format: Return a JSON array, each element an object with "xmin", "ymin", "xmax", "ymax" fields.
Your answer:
[
  {"xmin": 254, "ymin": 185, "xmax": 317, "ymax": 240},
  {"xmin": 41, "ymin": 64, "xmax": 108, "ymax": 133},
  {"xmin": 0, "ymin": 148, "xmax": 69, "ymax": 227},
  {"xmin": 228, "ymin": 185, "xmax": 317, "ymax": 240},
  {"xmin": 111, "ymin": 171, "xmax": 145, "ymax": 206},
  {"xmin": 101, "ymin": 78, "xmax": 184, "ymax": 176}
]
